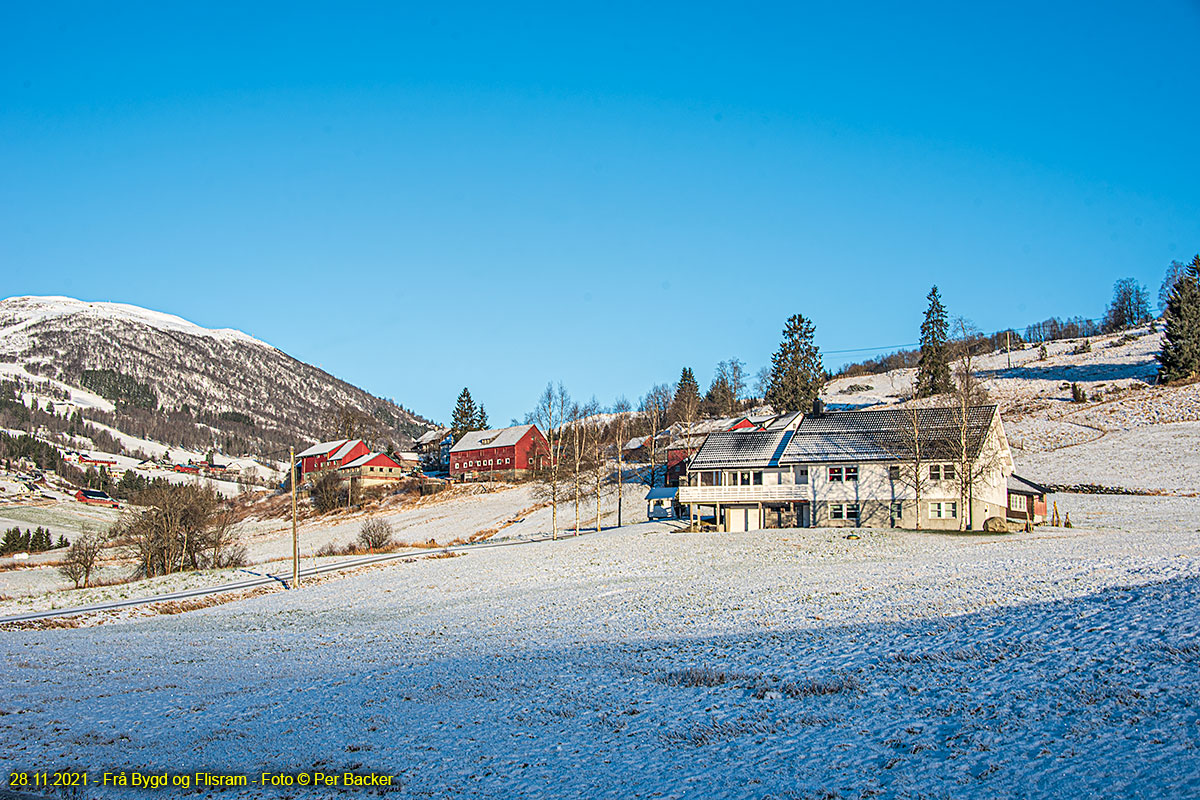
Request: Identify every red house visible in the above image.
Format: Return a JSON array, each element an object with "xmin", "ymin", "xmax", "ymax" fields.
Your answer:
[
  {"xmin": 75, "ymin": 489, "xmax": 119, "ymax": 507},
  {"xmin": 295, "ymin": 438, "xmax": 371, "ymax": 480},
  {"xmin": 449, "ymin": 425, "xmax": 548, "ymax": 478}
]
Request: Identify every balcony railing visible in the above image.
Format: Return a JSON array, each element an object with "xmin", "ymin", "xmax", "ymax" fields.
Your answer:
[{"xmin": 677, "ymin": 484, "xmax": 810, "ymax": 504}]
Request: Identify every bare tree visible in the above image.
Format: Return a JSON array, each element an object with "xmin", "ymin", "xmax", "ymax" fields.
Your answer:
[
  {"xmin": 892, "ymin": 394, "xmax": 932, "ymax": 531},
  {"xmin": 531, "ymin": 382, "xmax": 571, "ymax": 539},
  {"xmin": 610, "ymin": 396, "xmax": 632, "ymax": 526},
  {"xmin": 568, "ymin": 399, "xmax": 602, "ymax": 535},
  {"xmin": 950, "ymin": 318, "xmax": 994, "ymax": 530},
  {"xmin": 58, "ymin": 526, "xmax": 104, "ymax": 589},
  {"xmin": 358, "ymin": 518, "xmax": 394, "ymax": 551},
  {"xmin": 723, "ymin": 357, "xmax": 747, "ymax": 411},
  {"xmin": 639, "ymin": 384, "xmax": 672, "ymax": 487},
  {"xmin": 112, "ymin": 483, "xmax": 230, "ymax": 577}
]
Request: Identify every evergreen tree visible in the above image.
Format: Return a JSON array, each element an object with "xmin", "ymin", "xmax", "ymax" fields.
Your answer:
[
  {"xmin": 450, "ymin": 388, "xmax": 479, "ymax": 443},
  {"xmin": 475, "ymin": 404, "xmax": 490, "ymax": 431},
  {"xmin": 670, "ymin": 367, "xmax": 702, "ymax": 423},
  {"xmin": 1158, "ymin": 255, "xmax": 1200, "ymax": 383},
  {"xmin": 917, "ymin": 286, "xmax": 951, "ymax": 397},
  {"xmin": 764, "ymin": 314, "xmax": 825, "ymax": 413}
]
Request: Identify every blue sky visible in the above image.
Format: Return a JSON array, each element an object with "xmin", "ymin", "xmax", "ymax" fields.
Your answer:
[{"xmin": 3, "ymin": 2, "xmax": 1197, "ymax": 425}]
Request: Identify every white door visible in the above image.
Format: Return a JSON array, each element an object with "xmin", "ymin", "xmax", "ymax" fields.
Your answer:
[{"xmin": 727, "ymin": 507, "xmax": 748, "ymax": 532}]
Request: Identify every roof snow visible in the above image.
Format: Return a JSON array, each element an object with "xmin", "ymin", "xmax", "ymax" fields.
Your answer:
[
  {"xmin": 450, "ymin": 424, "xmax": 538, "ymax": 453},
  {"xmin": 297, "ymin": 439, "xmax": 349, "ymax": 458}
]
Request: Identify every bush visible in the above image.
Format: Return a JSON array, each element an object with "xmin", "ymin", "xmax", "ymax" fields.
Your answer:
[
  {"xmin": 358, "ymin": 518, "xmax": 394, "ymax": 551},
  {"xmin": 1071, "ymin": 383, "xmax": 1087, "ymax": 403},
  {"xmin": 311, "ymin": 472, "xmax": 347, "ymax": 513}
]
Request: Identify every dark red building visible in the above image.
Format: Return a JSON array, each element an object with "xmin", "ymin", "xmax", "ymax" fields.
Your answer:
[
  {"xmin": 449, "ymin": 425, "xmax": 548, "ymax": 478},
  {"xmin": 296, "ymin": 438, "xmax": 371, "ymax": 480}
]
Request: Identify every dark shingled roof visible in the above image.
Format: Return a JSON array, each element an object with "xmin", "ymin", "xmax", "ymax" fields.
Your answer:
[
  {"xmin": 780, "ymin": 405, "xmax": 998, "ymax": 464},
  {"xmin": 687, "ymin": 429, "xmax": 794, "ymax": 470},
  {"xmin": 1007, "ymin": 474, "xmax": 1050, "ymax": 495}
]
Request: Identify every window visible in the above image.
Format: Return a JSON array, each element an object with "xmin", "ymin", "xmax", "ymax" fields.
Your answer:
[
  {"xmin": 845, "ymin": 503, "xmax": 859, "ymax": 519},
  {"xmin": 797, "ymin": 467, "xmax": 809, "ymax": 484},
  {"xmin": 889, "ymin": 465, "xmax": 900, "ymax": 480},
  {"xmin": 929, "ymin": 501, "xmax": 958, "ymax": 519},
  {"xmin": 741, "ymin": 472, "xmax": 751, "ymax": 486},
  {"xmin": 844, "ymin": 466, "xmax": 858, "ymax": 482},
  {"xmin": 828, "ymin": 467, "xmax": 843, "ymax": 482},
  {"xmin": 943, "ymin": 463, "xmax": 956, "ymax": 480},
  {"xmin": 752, "ymin": 472, "xmax": 763, "ymax": 485},
  {"xmin": 506, "ymin": 458, "xmax": 511, "ymax": 464},
  {"xmin": 1009, "ymin": 494, "xmax": 1027, "ymax": 512},
  {"xmin": 830, "ymin": 503, "xmax": 845, "ymax": 519},
  {"xmin": 929, "ymin": 464, "xmax": 941, "ymax": 480},
  {"xmin": 890, "ymin": 501, "xmax": 903, "ymax": 519}
]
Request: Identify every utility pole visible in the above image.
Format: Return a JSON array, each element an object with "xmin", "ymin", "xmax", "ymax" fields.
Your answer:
[{"xmin": 290, "ymin": 446, "xmax": 299, "ymax": 589}]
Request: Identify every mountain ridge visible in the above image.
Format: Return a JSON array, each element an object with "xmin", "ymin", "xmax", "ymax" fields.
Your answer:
[{"xmin": 0, "ymin": 295, "xmax": 433, "ymax": 459}]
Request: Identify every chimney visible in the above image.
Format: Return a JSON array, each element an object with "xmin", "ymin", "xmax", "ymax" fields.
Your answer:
[{"xmin": 811, "ymin": 398, "xmax": 825, "ymax": 417}]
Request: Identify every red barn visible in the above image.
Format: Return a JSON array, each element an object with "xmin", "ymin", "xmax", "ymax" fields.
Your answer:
[
  {"xmin": 295, "ymin": 438, "xmax": 370, "ymax": 480},
  {"xmin": 449, "ymin": 425, "xmax": 548, "ymax": 478},
  {"xmin": 75, "ymin": 489, "xmax": 119, "ymax": 507}
]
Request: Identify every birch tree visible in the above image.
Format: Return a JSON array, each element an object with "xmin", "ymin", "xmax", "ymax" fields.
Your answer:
[
  {"xmin": 565, "ymin": 400, "xmax": 601, "ymax": 536},
  {"xmin": 949, "ymin": 319, "xmax": 992, "ymax": 530},
  {"xmin": 639, "ymin": 384, "xmax": 672, "ymax": 487},
  {"xmin": 611, "ymin": 396, "xmax": 632, "ymax": 526},
  {"xmin": 892, "ymin": 396, "xmax": 931, "ymax": 531},
  {"xmin": 531, "ymin": 382, "xmax": 570, "ymax": 539}
]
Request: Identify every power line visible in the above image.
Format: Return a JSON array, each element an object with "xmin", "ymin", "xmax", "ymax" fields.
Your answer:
[{"xmin": 823, "ymin": 314, "xmax": 1111, "ymax": 358}]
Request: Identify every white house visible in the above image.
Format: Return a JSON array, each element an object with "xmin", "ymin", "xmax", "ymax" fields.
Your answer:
[{"xmin": 678, "ymin": 403, "xmax": 1013, "ymax": 531}]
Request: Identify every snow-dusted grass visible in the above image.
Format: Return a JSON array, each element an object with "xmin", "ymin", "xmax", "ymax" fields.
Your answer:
[
  {"xmin": 2, "ymin": 502, "xmax": 1199, "ymax": 798},
  {"xmin": 1017, "ymin": 421, "xmax": 1200, "ymax": 494}
]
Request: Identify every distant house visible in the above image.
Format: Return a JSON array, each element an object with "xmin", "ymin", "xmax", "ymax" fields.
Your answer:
[
  {"xmin": 1006, "ymin": 474, "xmax": 1050, "ymax": 526},
  {"xmin": 449, "ymin": 424, "xmax": 549, "ymax": 478},
  {"xmin": 414, "ymin": 428, "xmax": 451, "ymax": 471},
  {"xmin": 678, "ymin": 403, "xmax": 1013, "ymax": 532},
  {"xmin": 337, "ymin": 452, "xmax": 408, "ymax": 488},
  {"xmin": 75, "ymin": 488, "xmax": 119, "ymax": 507},
  {"xmin": 295, "ymin": 439, "xmax": 371, "ymax": 480}
]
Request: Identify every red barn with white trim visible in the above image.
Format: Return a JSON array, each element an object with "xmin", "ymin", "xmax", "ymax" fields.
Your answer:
[{"xmin": 449, "ymin": 425, "xmax": 548, "ymax": 478}]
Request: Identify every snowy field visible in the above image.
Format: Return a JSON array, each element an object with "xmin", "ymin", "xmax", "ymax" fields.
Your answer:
[
  {"xmin": 3, "ymin": 496, "xmax": 1200, "ymax": 798},
  {"xmin": 1016, "ymin": 421, "xmax": 1200, "ymax": 494},
  {"xmin": 0, "ymin": 480, "xmax": 651, "ymax": 610}
]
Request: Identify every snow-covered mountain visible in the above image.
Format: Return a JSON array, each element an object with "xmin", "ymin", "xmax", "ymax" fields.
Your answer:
[{"xmin": 0, "ymin": 296, "xmax": 433, "ymax": 457}]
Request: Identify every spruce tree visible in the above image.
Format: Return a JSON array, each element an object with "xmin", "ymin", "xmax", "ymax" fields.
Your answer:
[
  {"xmin": 917, "ymin": 286, "xmax": 951, "ymax": 397},
  {"xmin": 450, "ymin": 388, "xmax": 478, "ymax": 443},
  {"xmin": 1158, "ymin": 255, "xmax": 1200, "ymax": 383},
  {"xmin": 671, "ymin": 367, "xmax": 702, "ymax": 423},
  {"xmin": 475, "ymin": 404, "xmax": 490, "ymax": 431},
  {"xmin": 764, "ymin": 314, "xmax": 825, "ymax": 414}
]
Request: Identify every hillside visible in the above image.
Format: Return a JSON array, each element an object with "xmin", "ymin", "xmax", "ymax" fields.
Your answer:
[
  {"xmin": 0, "ymin": 296, "xmax": 434, "ymax": 459},
  {"xmin": 822, "ymin": 323, "xmax": 1200, "ymax": 493}
]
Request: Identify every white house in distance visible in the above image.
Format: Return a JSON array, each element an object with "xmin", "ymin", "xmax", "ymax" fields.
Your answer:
[{"xmin": 678, "ymin": 402, "xmax": 1013, "ymax": 531}]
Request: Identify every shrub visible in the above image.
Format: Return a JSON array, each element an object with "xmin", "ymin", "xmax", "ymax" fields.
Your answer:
[
  {"xmin": 1071, "ymin": 383, "xmax": 1087, "ymax": 403},
  {"xmin": 311, "ymin": 472, "xmax": 347, "ymax": 513},
  {"xmin": 357, "ymin": 518, "xmax": 394, "ymax": 551}
]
